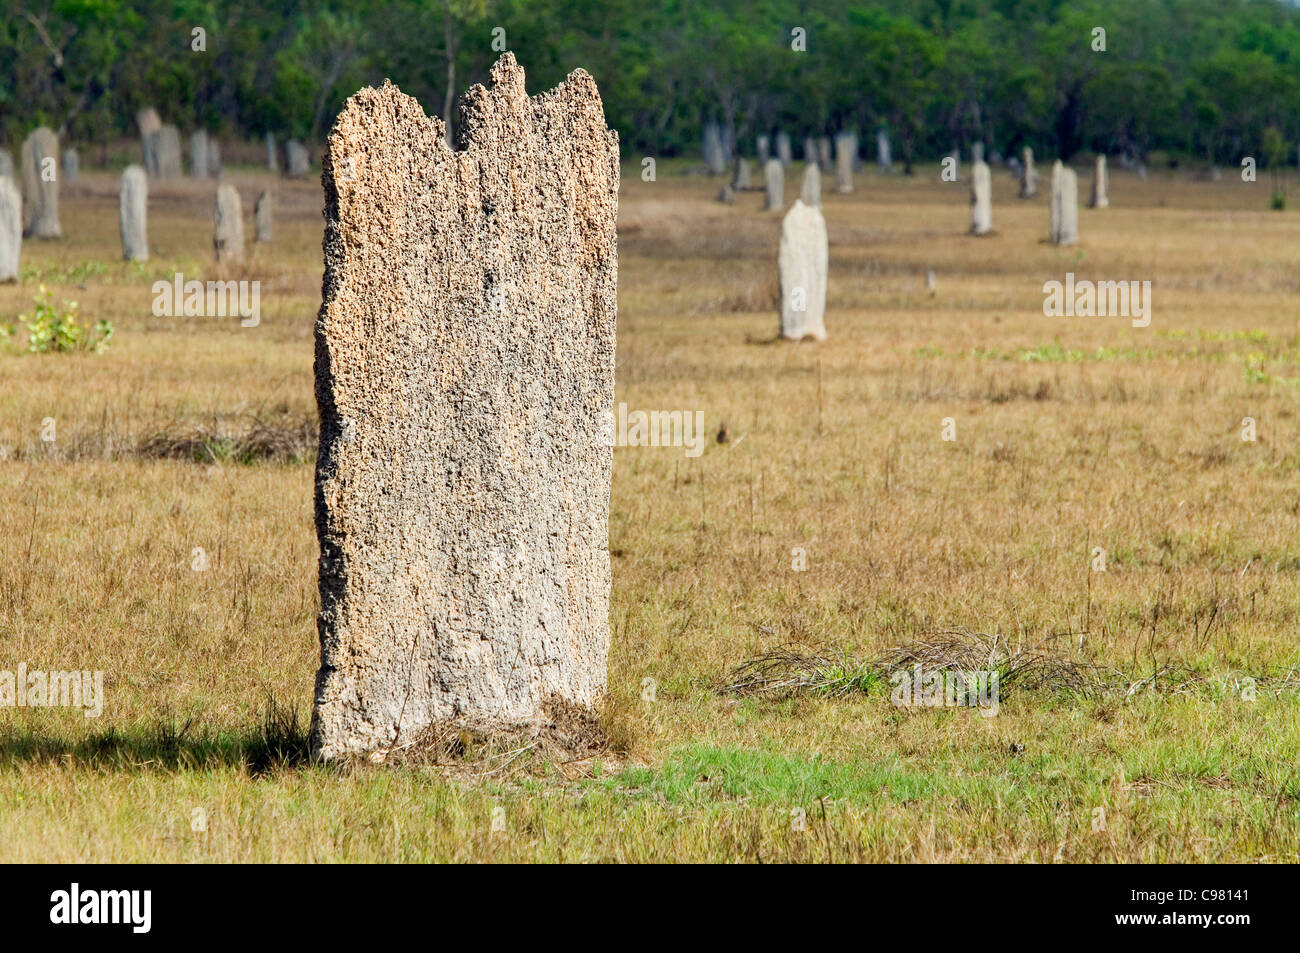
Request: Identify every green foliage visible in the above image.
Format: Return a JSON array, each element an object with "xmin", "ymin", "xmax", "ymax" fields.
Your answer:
[
  {"xmin": 810, "ymin": 661, "xmax": 878, "ymax": 696},
  {"xmin": 19, "ymin": 286, "xmax": 114, "ymax": 354},
  {"xmin": 20, "ymin": 259, "xmax": 108, "ymax": 285},
  {"xmin": 5, "ymin": 0, "xmax": 1300, "ymax": 164},
  {"xmin": 1262, "ymin": 124, "xmax": 1288, "ymax": 167}
]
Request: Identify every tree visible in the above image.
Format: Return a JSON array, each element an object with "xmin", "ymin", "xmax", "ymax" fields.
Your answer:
[
  {"xmin": 1085, "ymin": 63, "xmax": 1175, "ymax": 161},
  {"xmin": 851, "ymin": 11, "xmax": 943, "ymax": 174}
]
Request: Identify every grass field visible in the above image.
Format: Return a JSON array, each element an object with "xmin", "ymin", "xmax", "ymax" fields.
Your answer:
[{"xmin": 1, "ymin": 152, "xmax": 1298, "ymax": 862}]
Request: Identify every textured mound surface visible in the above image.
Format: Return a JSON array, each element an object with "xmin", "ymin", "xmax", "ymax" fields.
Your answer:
[{"xmin": 311, "ymin": 54, "xmax": 619, "ymax": 761}]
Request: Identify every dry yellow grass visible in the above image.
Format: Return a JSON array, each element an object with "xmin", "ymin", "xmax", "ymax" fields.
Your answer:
[{"xmin": 0, "ymin": 156, "xmax": 1297, "ymax": 862}]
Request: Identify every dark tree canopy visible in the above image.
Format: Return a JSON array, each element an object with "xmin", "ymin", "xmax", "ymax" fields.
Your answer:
[{"xmin": 3, "ymin": 0, "xmax": 1300, "ymax": 166}]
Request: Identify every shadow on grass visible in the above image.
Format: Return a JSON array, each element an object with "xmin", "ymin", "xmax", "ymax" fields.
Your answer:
[{"xmin": 0, "ymin": 697, "xmax": 310, "ymax": 776}]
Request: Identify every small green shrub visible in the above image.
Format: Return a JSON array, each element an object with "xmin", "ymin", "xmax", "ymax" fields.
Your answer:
[{"xmin": 19, "ymin": 286, "xmax": 113, "ymax": 354}]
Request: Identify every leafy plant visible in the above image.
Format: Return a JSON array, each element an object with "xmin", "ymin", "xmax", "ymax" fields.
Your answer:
[{"xmin": 19, "ymin": 286, "xmax": 113, "ymax": 354}]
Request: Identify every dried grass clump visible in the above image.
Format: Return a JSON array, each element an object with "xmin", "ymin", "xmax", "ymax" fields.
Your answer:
[
  {"xmin": 137, "ymin": 413, "xmax": 315, "ymax": 464},
  {"xmin": 876, "ymin": 628, "xmax": 1116, "ymax": 697},
  {"xmin": 6, "ymin": 412, "xmax": 316, "ymax": 464},
  {"xmin": 363, "ymin": 697, "xmax": 619, "ymax": 780},
  {"xmin": 722, "ymin": 628, "xmax": 1222, "ymax": 703},
  {"xmin": 723, "ymin": 648, "xmax": 878, "ymax": 697}
]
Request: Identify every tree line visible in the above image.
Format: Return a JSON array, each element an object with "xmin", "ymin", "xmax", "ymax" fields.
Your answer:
[{"xmin": 4, "ymin": 0, "xmax": 1300, "ymax": 170}]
